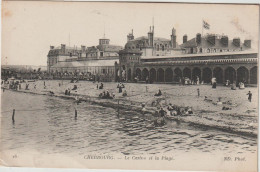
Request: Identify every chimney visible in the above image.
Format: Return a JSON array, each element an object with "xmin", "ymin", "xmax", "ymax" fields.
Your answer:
[
  {"xmin": 244, "ymin": 40, "xmax": 251, "ymax": 48},
  {"xmin": 81, "ymin": 45, "xmax": 86, "ymax": 52},
  {"xmin": 233, "ymin": 38, "xmax": 240, "ymax": 47},
  {"xmin": 50, "ymin": 46, "xmax": 54, "ymax": 50},
  {"xmin": 207, "ymin": 35, "xmax": 216, "ymax": 45},
  {"xmin": 171, "ymin": 27, "xmax": 177, "ymax": 48},
  {"xmin": 183, "ymin": 35, "xmax": 187, "ymax": 43},
  {"xmin": 196, "ymin": 33, "xmax": 201, "ymax": 44},
  {"xmin": 220, "ymin": 36, "xmax": 229, "ymax": 47},
  {"xmin": 61, "ymin": 44, "xmax": 66, "ymax": 53}
]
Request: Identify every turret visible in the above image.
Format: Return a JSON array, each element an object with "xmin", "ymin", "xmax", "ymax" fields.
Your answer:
[
  {"xmin": 171, "ymin": 27, "xmax": 177, "ymax": 48},
  {"xmin": 183, "ymin": 35, "xmax": 187, "ymax": 43},
  {"xmin": 61, "ymin": 44, "xmax": 66, "ymax": 53},
  {"xmin": 196, "ymin": 33, "xmax": 201, "ymax": 44},
  {"xmin": 148, "ymin": 26, "xmax": 154, "ymax": 47},
  {"xmin": 127, "ymin": 29, "xmax": 134, "ymax": 42},
  {"xmin": 81, "ymin": 45, "xmax": 86, "ymax": 52},
  {"xmin": 99, "ymin": 38, "xmax": 110, "ymax": 45}
]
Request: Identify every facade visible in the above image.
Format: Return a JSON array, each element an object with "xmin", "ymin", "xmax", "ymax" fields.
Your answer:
[
  {"xmin": 47, "ymin": 44, "xmax": 80, "ymax": 72},
  {"xmin": 180, "ymin": 33, "xmax": 252, "ymax": 54},
  {"xmin": 116, "ymin": 27, "xmax": 258, "ymax": 85},
  {"xmin": 48, "ymin": 36, "xmax": 123, "ymax": 81},
  {"xmin": 124, "ymin": 27, "xmax": 183, "ymax": 57}
]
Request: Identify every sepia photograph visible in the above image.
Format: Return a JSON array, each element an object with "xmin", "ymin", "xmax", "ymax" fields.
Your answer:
[{"xmin": 1, "ymin": 1, "xmax": 259, "ymax": 172}]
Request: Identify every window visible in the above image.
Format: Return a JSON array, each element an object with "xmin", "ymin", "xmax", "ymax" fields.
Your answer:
[
  {"xmin": 156, "ymin": 45, "xmax": 159, "ymax": 51},
  {"xmin": 100, "ymin": 52, "xmax": 103, "ymax": 57}
]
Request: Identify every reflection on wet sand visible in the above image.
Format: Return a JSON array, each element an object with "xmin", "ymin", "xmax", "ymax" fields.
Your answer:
[{"xmin": 1, "ymin": 90, "xmax": 257, "ymax": 157}]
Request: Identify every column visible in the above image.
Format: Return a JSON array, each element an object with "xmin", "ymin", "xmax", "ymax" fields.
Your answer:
[
  {"xmin": 248, "ymin": 68, "xmax": 251, "ymax": 84},
  {"xmin": 156, "ymin": 69, "xmax": 158, "ymax": 82},
  {"xmin": 200, "ymin": 69, "xmax": 203, "ymax": 83},
  {"xmin": 164, "ymin": 68, "xmax": 166, "ymax": 83}
]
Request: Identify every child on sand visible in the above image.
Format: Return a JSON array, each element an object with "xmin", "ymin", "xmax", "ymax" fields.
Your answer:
[{"xmin": 247, "ymin": 91, "xmax": 252, "ymax": 102}]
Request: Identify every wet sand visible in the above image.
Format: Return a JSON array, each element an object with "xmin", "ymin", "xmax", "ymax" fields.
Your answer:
[{"xmin": 2, "ymin": 80, "xmax": 258, "ymax": 137}]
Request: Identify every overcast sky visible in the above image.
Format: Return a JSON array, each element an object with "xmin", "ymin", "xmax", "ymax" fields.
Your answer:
[{"xmin": 2, "ymin": 1, "xmax": 259, "ymax": 66}]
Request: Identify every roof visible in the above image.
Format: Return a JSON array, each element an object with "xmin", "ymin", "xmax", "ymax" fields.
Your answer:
[
  {"xmin": 180, "ymin": 36, "xmax": 252, "ymax": 50},
  {"xmin": 96, "ymin": 44, "xmax": 123, "ymax": 52},
  {"xmin": 130, "ymin": 36, "xmax": 170, "ymax": 42},
  {"xmin": 125, "ymin": 36, "xmax": 181, "ymax": 50},
  {"xmin": 119, "ymin": 49, "xmax": 143, "ymax": 55},
  {"xmin": 51, "ymin": 59, "xmax": 119, "ymax": 68},
  {"xmin": 48, "ymin": 46, "xmax": 82, "ymax": 56},
  {"xmin": 141, "ymin": 50, "xmax": 258, "ymax": 60}
]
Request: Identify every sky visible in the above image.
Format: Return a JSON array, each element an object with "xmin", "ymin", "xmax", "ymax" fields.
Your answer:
[{"xmin": 1, "ymin": 1, "xmax": 259, "ymax": 66}]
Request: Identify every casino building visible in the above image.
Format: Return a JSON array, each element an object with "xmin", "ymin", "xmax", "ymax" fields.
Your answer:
[
  {"xmin": 47, "ymin": 36, "xmax": 123, "ymax": 81},
  {"xmin": 116, "ymin": 26, "xmax": 258, "ymax": 85}
]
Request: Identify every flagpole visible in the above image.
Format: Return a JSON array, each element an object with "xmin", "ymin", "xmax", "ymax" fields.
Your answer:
[{"xmin": 202, "ymin": 20, "xmax": 204, "ymax": 37}]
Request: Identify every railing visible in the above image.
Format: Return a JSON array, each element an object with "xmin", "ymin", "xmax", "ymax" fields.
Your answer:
[{"xmin": 143, "ymin": 58, "xmax": 257, "ymax": 65}]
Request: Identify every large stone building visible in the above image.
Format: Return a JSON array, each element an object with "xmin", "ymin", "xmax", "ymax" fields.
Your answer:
[
  {"xmin": 116, "ymin": 26, "xmax": 258, "ymax": 85},
  {"xmin": 124, "ymin": 27, "xmax": 183, "ymax": 57},
  {"xmin": 48, "ymin": 36, "xmax": 123, "ymax": 81}
]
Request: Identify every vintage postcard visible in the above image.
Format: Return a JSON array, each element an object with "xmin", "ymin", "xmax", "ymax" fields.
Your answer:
[{"xmin": 1, "ymin": 1, "xmax": 259, "ymax": 172}]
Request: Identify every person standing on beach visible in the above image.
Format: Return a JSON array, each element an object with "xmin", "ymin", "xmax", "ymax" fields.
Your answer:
[
  {"xmin": 197, "ymin": 88, "xmax": 200, "ymax": 97},
  {"xmin": 117, "ymin": 82, "xmax": 124, "ymax": 93},
  {"xmin": 247, "ymin": 91, "xmax": 252, "ymax": 102}
]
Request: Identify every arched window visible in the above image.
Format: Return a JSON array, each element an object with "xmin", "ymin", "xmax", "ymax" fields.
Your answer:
[
  {"xmin": 156, "ymin": 44, "xmax": 159, "ymax": 51},
  {"xmin": 162, "ymin": 45, "xmax": 165, "ymax": 51}
]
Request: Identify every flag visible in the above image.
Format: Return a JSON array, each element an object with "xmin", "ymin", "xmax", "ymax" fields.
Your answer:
[{"xmin": 203, "ymin": 20, "xmax": 210, "ymax": 30}]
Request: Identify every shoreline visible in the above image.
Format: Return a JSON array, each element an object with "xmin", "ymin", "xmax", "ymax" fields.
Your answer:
[{"xmin": 3, "ymin": 83, "xmax": 257, "ymax": 139}]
